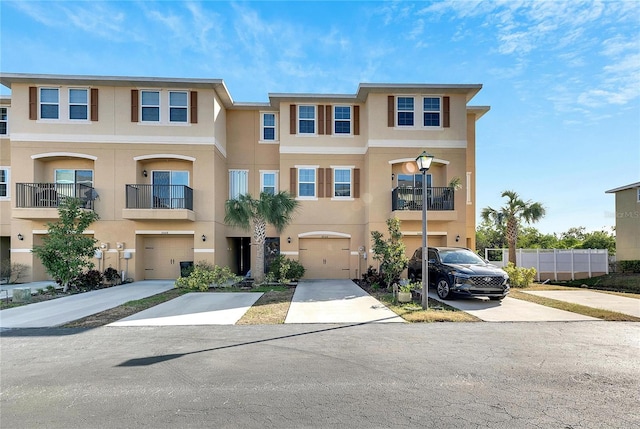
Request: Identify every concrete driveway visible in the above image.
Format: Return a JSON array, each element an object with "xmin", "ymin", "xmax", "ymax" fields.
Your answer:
[{"xmin": 521, "ymin": 290, "xmax": 640, "ymax": 318}]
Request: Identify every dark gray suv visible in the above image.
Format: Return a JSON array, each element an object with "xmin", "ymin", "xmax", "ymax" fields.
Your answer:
[{"xmin": 408, "ymin": 247, "xmax": 510, "ymax": 301}]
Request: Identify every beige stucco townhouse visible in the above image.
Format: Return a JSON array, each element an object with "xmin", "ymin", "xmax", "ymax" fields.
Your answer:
[
  {"xmin": 606, "ymin": 182, "xmax": 640, "ymax": 262},
  {"xmin": 0, "ymin": 73, "xmax": 489, "ymax": 282}
]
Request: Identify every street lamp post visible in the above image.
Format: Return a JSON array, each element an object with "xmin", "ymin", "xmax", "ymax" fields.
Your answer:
[{"xmin": 416, "ymin": 151, "xmax": 434, "ymax": 310}]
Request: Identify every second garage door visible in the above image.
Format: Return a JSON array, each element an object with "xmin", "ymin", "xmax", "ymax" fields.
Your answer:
[{"xmin": 299, "ymin": 238, "xmax": 350, "ymax": 279}]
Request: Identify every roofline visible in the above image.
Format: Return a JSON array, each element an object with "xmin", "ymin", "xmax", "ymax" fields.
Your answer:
[
  {"xmin": 467, "ymin": 105, "xmax": 490, "ymax": 120},
  {"xmin": 357, "ymin": 83, "xmax": 483, "ymax": 102},
  {"xmin": 605, "ymin": 182, "xmax": 640, "ymax": 193},
  {"xmin": 0, "ymin": 72, "xmax": 234, "ymax": 108}
]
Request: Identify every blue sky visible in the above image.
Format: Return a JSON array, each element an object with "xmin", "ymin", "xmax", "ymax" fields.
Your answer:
[{"xmin": 1, "ymin": 1, "xmax": 638, "ymax": 235}]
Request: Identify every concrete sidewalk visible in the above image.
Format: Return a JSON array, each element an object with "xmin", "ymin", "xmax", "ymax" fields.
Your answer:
[
  {"xmin": 285, "ymin": 279, "xmax": 404, "ymax": 323},
  {"xmin": 521, "ymin": 290, "xmax": 640, "ymax": 318},
  {"xmin": 0, "ymin": 281, "xmax": 175, "ymax": 329}
]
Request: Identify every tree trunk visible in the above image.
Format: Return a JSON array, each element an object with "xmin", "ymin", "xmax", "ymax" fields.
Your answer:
[
  {"xmin": 506, "ymin": 217, "xmax": 518, "ymax": 266},
  {"xmin": 253, "ymin": 218, "xmax": 267, "ymax": 284}
]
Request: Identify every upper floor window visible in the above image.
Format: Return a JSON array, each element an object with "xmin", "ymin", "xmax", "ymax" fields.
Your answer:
[
  {"xmin": 229, "ymin": 169, "xmax": 248, "ymax": 199},
  {"xmin": 423, "ymin": 97, "xmax": 441, "ymax": 127},
  {"xmin": 637, "ymin": 188, "xmax": 640, "ymax": 203},
  {"xmin": 262, "ymin": 113, "xmax": 277, "ymax": 141},
  {"xmin": 298, "ymin": 168, "xmax": 316, "ymax": 197},
  {"xmin": 397, "ymin": 97, "xmax": 414, "ymax": 126},
  {"xmin": 334, "ymin": 106, "xmax": 351, "ymax": 134},
  {"xmin": 69, "ymin": 89, "xmax": 88, "ymax": 120},
  {"xmin": 333, "ymin": 168, "xmax": 352, "ymax": 198},
  {"xmin": 0, "ymin": 167, "xmax": 9, "ymax": 199},
  {"xmin": 169, "ymin": 91, "xmax": 188, "ymax": 123},
  {"xmin": 298, "ymin": 106, "xmax": 315, "ymax": 134},
  {"xmin": 141, "ymin": 91, "xmax": 160, "ymax": 122},
  {"xmin": 40, "ymin": 88, "xmax": 59, "ymax": 119},
  {"xmin": 261, "ymin": 171, "xmax": 278, "ymax": 195},
  {"xmin": 0, "ymin": 108, "xmax": 7, "ymax": 134}
]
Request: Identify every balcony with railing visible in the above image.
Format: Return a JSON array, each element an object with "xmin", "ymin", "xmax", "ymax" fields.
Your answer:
[
  {"xmin": 122, "ymin": 184, "xmax": 195, "ymax": 221},
  {"xmin": 14, "ymin": 183, "xmax": 97, "ymax": 218},
  {"xmin": 391, "ymin": 186, "xmax": 458, "ymax": 221}
]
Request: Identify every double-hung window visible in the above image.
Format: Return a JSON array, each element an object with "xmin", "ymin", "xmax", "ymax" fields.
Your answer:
[
  {"xmin": 397, "ymin": 97, "xmax": 414, "ymax": 126},
  {"xmin": 260, "ymin": 171, "xmax": 278, "ymax": 195},
  {"xmin": 169, "ymin": 91, "xmax": 188, "ymax": 123},
  {"xmin": 229, "ymin": 170, "xmax": 249, "ymax": 199},
  {"xmin": 0, "ymin": 167, "xmax": 9, "ymax": 199},
  {"xmin": 298, "ymin": 106, "xmax": 315, "ymax": 134},
  {"xmin": 333, "ymin": 168, "xmax": 352, "ymax": 198},
  {"xmin": 141, "ymin": 91, "xmax": 160, "ymax": 122},
  {"xmin": 69, "ymin": 89, "xmax": 88, "ymax": 120},
  {"xmin": 0, "ymin": 108, "xmax": 7, "ymax": 134},
  {"xmin": 423, "ymin": 97, "xmax": 441, "ymax": 127},
  {"xmin": 298, "ymin": 168, "xmax": 316, "ymax": 197},
  {"xmin": 334, "ymin": 106, "xmax": 351, "ymax": 134},
  {"xmin": 262, "ymin": 113, "xmax": 277, "ymax": 141},
  {"xmin": 40, "ymin": 88, "xmax": 59, "ymax": 119}
]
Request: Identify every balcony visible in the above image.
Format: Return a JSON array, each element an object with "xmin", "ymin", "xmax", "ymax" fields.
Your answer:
[
  {"xmin": 392, "ymin": 186, "xmax": 457, "ymax": 221},
  {"xmin": 14, "ymin": 183, "xmax": 96, "ymax": 219},
  {"xmin": 122, "ymin": 184, "xmax": 195, "ymax": 221}
]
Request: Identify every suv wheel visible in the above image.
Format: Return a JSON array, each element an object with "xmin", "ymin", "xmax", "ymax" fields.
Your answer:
[{"xmin": 436, "ymin": 278, "xmax": 452, "ymax": 299}]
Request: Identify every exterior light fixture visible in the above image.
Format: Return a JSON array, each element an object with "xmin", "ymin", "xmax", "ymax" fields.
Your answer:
[
  {"xmin": 456, "ymin": 235, "xmax": 460, "ymax": 242},
  {"xmin": 415, "ymin": 150, "xmax": 434, "ymax": 310},
  {"xmin": 287, "ymin": 237, "xmax": 291, "ymax": 244},
  {"xmin": 201, "ymin": 235, "xmax": 206, "ymax": 242},
  {"xmin": 17, "ymin": 233, "xmax": 24, "ymax": 241},
  {"xmin": 142, "ymin": 170, "xmax": 148, "ymax": 177}
]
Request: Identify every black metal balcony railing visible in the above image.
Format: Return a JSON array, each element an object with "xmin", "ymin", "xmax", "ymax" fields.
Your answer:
[
  {"xmin": 392, "ymin": 186, "xmax": 455, "ymax": 211},
  {"xmin": 16, "ymin": 183, "xmax": 96, "ymax": 209},
  {"xmin": 126, "ymin": 184, "xmax": 193, "ymax": 210}
]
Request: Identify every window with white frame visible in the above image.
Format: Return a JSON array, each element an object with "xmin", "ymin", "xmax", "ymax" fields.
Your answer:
[
  {"xmin": 229, "ymin": 170, "xmax": 248, "ymax": 199},
  {"xmin": 40, "ymin": 88, "xmax": 59, "ymax": 119},
  {"xmin": 423, "ymin": 97, "xmax": 441, "ymax": 127},
  {"xmin": 0, "ymin": 167, "xmax": 9, "ymax": 198},
  {"xmin": 69, "ymin": 88, "xmax": 88, "ymax": 120},
  {"xmin": 298, "ymin": 105, "xmax": 315, "ymax": 134},
  {"xmin": 333, "ymin": 168, "xmax": 351, "ymax": 197},
  {"xmin": 298, "ymin": 168, "xmax": 316, "ymax": 197},
  {"xmin": 262, "ymin": 113, "xmax": 277, "ymax": 141},
  {"xmin": 141, "ymin": 90, "xmax": 160, "ymax": 122},
  {"xmin": 397, "ymin": 96, "xmax": 414, "ymax": 126},
  {"xmin": 169, "ymin": 91, "xmax": 188, "ymax": 123},
  {"xmin": 334, "ymin": 106, "xmax": 351, "ymax": 134},
  {"xmin": 260, "ymin": 171, "xmax": 278, "ymax": 195},
  {"xmin": 0, "ymin": 108, "xmax": 7, "ymax": 134}
]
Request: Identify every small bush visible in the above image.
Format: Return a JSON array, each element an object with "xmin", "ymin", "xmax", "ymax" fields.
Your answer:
[
  {"xmin": 69, "ymin": 269, "xmax": 104, "ymax": 291},
  {"xmin": 104, "ymin": 267, "xmax": 120, "ymax": 285},
  {"xmin": 503, "ymin": 263, "xmax": 536, "ymax": 288},
  {"xmin": 268, "ymin": 255, "xmax": 305, "ymax": 283},
  {"xmin": 361, "ymin": 266, "xmax": 385, "ymax": 288},
  {"xmin": 0, "ymin": 260, "xmax": 30, "ymax": 284},
  {"xmin": 175, "ymin": 265, "xmax": 239, "ymax": 291},
  {"xmin": 619, "ymin": 260, "xmax": 640, "ymax": 273}
]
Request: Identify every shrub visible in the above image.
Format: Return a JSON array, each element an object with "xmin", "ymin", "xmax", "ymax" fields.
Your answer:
[
  {"xmin": 361, "ymin": 266, "xmax": 385, "ymax": 288},
  {"xmin": 104, "ymin": 267, "xmax": 120, "ymax": 286},
  {"xmin": 0, "ymin": 260, "xmax": 30, "ymax": 284},
  {"xmin": 503, "ymin": 263, "xmax": 536, "ymax": 288},
  {"xmin": 619, "ymin": 260, "xmax": 640, "ymax": 273},
  {"xmin": 175, "ymin": 264, "xmax": 239, "ymax": 291},
  {"xmin": 69, "ymin": 269, "xmax": 104, "ymax": 291},
  {"xmin": 268, "ymin": 255, "xmax": 305, "ymax": 283}
]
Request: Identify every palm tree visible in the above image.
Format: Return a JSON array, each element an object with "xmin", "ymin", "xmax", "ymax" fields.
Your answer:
[
  {"xmin": 224, "ymin": 191, "xmax": 299, "ymax": 284},
  {"xmin": 481, "ymin": 190, "xmax": 546, "ymax": 266}
]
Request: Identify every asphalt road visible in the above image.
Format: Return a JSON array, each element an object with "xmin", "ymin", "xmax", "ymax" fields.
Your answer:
[{"xmin": 1, "ymin": 322, "xmax": 639, "ymax": 429}]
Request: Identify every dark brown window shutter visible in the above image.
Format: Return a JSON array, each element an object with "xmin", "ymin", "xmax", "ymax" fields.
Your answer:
[
  {"xmin": 289, "ymin": 168, "xmax": 297, "ymax": 197},
  {"xmin": 190, "ymin": 91, "xmax": 198, "ymax": 124},
  {"xmin": 354, "ymin": 105, "xmax": 360, "ymax": 135},
  {"xmin": 387, "ymin": 96, "xmax": 394, "ymax": 127},
  {"xmin": 354, "ymin": 168, "xmax": 360, "ymax": 198},
  {"xmin": 443, "ymin": 96, "xmax": 450, "ymax": 128},
  {"xmin": 317, "ymin": 168, "xmax": 325, "ymax": 197},
  {"xmin": 131, "ymin": 89, "xmax": 139, "ymax": 122},
  {"xmin": 325, "ymin": 168, "xmax": 332, "ymax": 198},
  {"xmin": 318, "ymin": 105, "xmax": 325, "ymax": 135},
  {"xmin": 29, "ymin": 86, "xmax": 37, "ymax": 120},
  {"xmin": 90, "ymin": 88, "xmax": 99, "ymax": 121},
  {"xmin": 290, "ymin": 104, "xmax": 296, "ymax": 134},
  {"xmin": 325, "ymin": 105, "xmax": 332, "ymax": 135}
]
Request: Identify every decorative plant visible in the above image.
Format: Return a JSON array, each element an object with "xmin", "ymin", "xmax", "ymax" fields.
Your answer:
[
  {"xmin": 371, "ymin": 217, "xmax": 408, "ymax": 290},
  {"xmin": 503, "ymin": 263, "xmax": 536, "ymax": 288}
]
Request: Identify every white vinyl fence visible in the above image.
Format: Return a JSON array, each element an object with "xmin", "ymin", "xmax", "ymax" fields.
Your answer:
[{"xmin": 485, "ymin": 249, "xmax": 609, "ymax": 281}]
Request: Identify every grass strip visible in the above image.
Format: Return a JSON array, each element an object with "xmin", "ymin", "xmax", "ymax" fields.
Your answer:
[
  {"xmin": 375, "ymin": 293, "xmax": 481, "ymax": 323},
  {"xmin": 236, "ymin": 289, "xmax": 295, "ymax": 325}
]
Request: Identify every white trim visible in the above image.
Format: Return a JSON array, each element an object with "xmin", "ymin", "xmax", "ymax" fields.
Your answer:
[
  {"xmin": 32, "ymin": 229, "xmax": 95, "ymax": 234},
  {"xmin": 350, "ymin": 251, "xmax": 359, "ymax": 256},
  {"xmin": 0, "ymin": 166, "xmax": 10, "ymax": 200},
  {"xmin": 281, "ymin": 146, "xmax": 365, "ymax": 155},
  {"xmin": 329, "ymin": 165, "xmax": 356, "ymax": 169},
  {"xmin": 388, "ymin": 157, "xmax": 449, "ymax": 166},
  {"xmin": 333, "ymin": 104, "xmax": 353, "ymax": 136},
  {"xmin": 369, "ymin": 139, "xmax": 466, "ymax": 149},
  {"xmin": 297, "ymin": 104, "xmax": 317, "ymax": 136},
  {"xmin": 12, "ymin": 133, "xmax": 219, "ymax": 146},
  {"xmin": 135, "ymin": 230, "xmax": 195, "ymax": 235},
  {"xmin": 194, "ymin": 249, "xmax": 215, "ymax": 253},
  {"xmin": 123, "ymin": 249, "xmax": 136, "ymax": 253},
  {"xmin": 32, "ymin": 152, "xmax": 97, "ymax": 161},
  {"xmin": 280, "ymin": 251, "xmax": 299, "ymax": 256},
  {"xmin": 10, "ymin": 249, "xmax": 32, "ymax": 253},
  {"xmin": 260, "ymin": 111, "xmax": 278, "ymax": 142},
  {"xmin": 134, "ymin": 154, "xmax": 196, "ymax": 162},
  {"xmin": 401, "ymin": 231, "xmax": 447, "ymax": 236},
  {"xmin": 260, "ymin": 170, "xmax": 279, "ymax": 194},
  {"xmin": 298, "ymin": 231, "xmax": 351, "ymax": 238}
]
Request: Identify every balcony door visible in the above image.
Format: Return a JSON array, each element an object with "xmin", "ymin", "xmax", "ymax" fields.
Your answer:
[
  {"xmin": 54, "ymin": 169, "xmax": 93, "ymax": 198},
  {"xmin": 152, "ymin": 170, "xmax": 189, "ymax": 208},
  {"xmin": 397, "ymin": 173, "xmax": 431, "ymax": 209}
]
